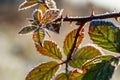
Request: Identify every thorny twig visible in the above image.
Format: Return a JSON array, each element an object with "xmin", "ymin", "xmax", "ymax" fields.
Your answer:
[
  {"xmin": 55, "ymin": 12, "xmax": 120, "ymax": 74},
  {"xmin": 55, "ymin": 12, "xmax": 120, "ymax": 23}
]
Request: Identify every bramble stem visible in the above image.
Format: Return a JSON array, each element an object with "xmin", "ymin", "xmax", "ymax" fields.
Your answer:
[
  {"xmin": 56, "ymin": 12, "xmax": 120, "ymax": 22},
  {"xmin": 67, "ymin": 22, "xmax": 86, "ymax": 60},
  {"xmin": 65, "ymin": 22, "xmax": 86, "ymax": 75}
]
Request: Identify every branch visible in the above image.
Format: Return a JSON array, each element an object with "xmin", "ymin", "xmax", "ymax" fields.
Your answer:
[
  {"xmin": 62, "ymin": 12, "xmax": 120, "ymax": 74},
  {"xmin": 65, "ymin": 22, "xmax": 86, "ymax": 75},
  {"xmin": 56, "ymin": 12, "xmax": 120, "ymax": 22},
  {"xmin": 67, "ymin": 22, "xmax": 86, "ymax": 60}
]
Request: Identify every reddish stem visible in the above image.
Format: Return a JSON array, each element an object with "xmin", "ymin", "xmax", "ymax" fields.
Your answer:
[
  {"xmin": 116, "ymin": 56, "xmax": 120, "ymax": 59},
  {"xmin": 65, "ymin": 22, "xmax": 86, "ymax": 74}
]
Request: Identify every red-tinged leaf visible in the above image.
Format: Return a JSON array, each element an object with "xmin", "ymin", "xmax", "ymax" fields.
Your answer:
[
  {"xmin": 19, "ymin": 26, "xmax": 37, "ymax": 34},
  {"xmin": 39, "ymin": 3, "xmax": 48, "ymax": 13},
  {"xmin": 55, "ymin": 73, "xmax": 67, "ymax": 80},
  {"xmin": 41, "ymin": 9, "xmax": 63, "ymax": 24},
  {"xmin": 45, "ymin": 0, "xmax": 57, "ymax": 9},
  {"xmin": 35, "ymin": 41, "xmax": 62, "ymax": 60},
  {"xmin": 19, "ymin": 0, "xmax": 38, "ymax": 11},
  {"xmin": 69, "ymin": 70, "xmax": 83, "ymax": 80},
  {"xmin": 55, "ymin": 71, "xmax": 83, "ymax": 80},
  {"xmin": 33, "ymin": 28, "xmax": 45, "ymax": 46},
  {"xmin": 89, "ymin": 20, "xmax": 120, "ymax": 53},
  {"xmin": 63, "ymin": 29, "xmax": 84, "ymax": 56},
  {"xmin": 26, "ymin": 61, "xmax": 59, "ymax": 80},
  {"xmin": 69, "ymin": 45, "xmax": 102, "ymax": 69},
  {"xmin": 32, "ymin": 9, "xmax": 43, "ymax": 23}
]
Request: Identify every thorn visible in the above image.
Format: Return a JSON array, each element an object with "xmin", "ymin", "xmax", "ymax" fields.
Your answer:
[
  {"xmin": 65, "ymin": 13, "xmax": 69, "ymax": 18},
  {"xmin": 105, "ymin": 12, "xmax": 109, "ymax": 14},
  {"xmin": 114, "ymin": 17, "xmax": 119, "ymax": 22},
  {"xmin": 91, "ymin": 8, "xmax": 95, "ymax": 16},
  {"xmin": 43, "ymin": 0, "xmax": 46, "ymax": 3},
  {"xmin": 73, "ymin": 69, "xmax": 78, "ymax": 73},
  {"xmin": 112, "ymin": 8, "xmax": 117, "ymax": 13},
  {"xmin": 39, "ymin": 42, "xmax": 43, "ymax": 47},
  {"xmin": 60, "ymin": 15, "xmax": 63, "ymax": 20},
  {"xmin": 70, "ymin": 21, "xmax": 72, "ymax": 24},
  {"xmin": 46, "ymin": 31, "xmax": 51, "ymax": 38},
  {"xmin": 75, "ymin": 45, "xmax": 78, "ymax": 49}
]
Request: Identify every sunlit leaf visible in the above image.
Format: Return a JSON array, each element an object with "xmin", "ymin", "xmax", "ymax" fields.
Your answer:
[
  {"xmin": 82, "ymin": 58, "xmax": 119, "ymax": 80},
  {"xmin": 19, "ymin": 0, "xmax": 38, "ymax": 11},
  {"xmin": 46, "ymin": 22, "xmax": 61, "ymax": 33},
  {"xmin": 19, "ymin": 26, "xmax": 37, "ymax": 34},
  {"xmin": 81, "ymin": 55, "xmax": 119, "ymax": 74},
  {"xmin": 33, "ymin": 28, "xmax": 45, "ymax": 46},
  {"xmin": 26, "ymin": 61, "xmax": 59, "ymax": 80},
  {"xmin": 69, "ymin": 45, "xmax": 102, "ymax": 68},
  {"xmin": 55, "ymin": 73, "xmax": 67, "ymax": 80},
  {"xmin": 35, "ymin": 41, "xmax": 62, "ymax": 60},
  {"xmin": 97, "ymin": 55, "xmax": 119, "ymax": 65},
  {"xmin": 41, "ymin": 9, "xmax": 63, "ymax": 24},
  {"xmin": 69, "ymin": 70, "xmax": 83, "ymax": 80},
  {"xmin": 89, "ymin": 20, "xmax": 120, "ymax": 53},
  {"xmin": 55, "ymin": 70, "xmax": 83, "ymax": 80},
  {"xmin": 63, "ymin": 29, "xmax": 84, "ymax": 56},
  {"xmin": 45, "ymin": 0, "xmax": 57, "ymax": 9},
  {"xmin": 39, "ymin": 3, "xmax": 48, "ymax": 13},
  {"xmin": 32, "ymin": 9, "xmax": 43, "ymax": 23},
  {"xmin": 81, "ymin": 56, "xmax": 114, "ymax": 71}
]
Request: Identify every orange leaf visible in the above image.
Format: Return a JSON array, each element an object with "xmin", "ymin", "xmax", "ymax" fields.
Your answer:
[
  {"xmin": 39, "ymin": 3, "xmax": 48, "ymax": 13},
  {"xmin": 41, "ymin": 9, "xmax": 63, "ymax": 24},
  {"xmin": 32, "ymin": 9, "xmax": 43, "ymax": 23}
]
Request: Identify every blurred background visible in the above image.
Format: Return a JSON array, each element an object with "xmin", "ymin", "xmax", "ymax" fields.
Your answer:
[{"xmin": 0, "ymin": 0, "xmax": 120, "ymax": 80}]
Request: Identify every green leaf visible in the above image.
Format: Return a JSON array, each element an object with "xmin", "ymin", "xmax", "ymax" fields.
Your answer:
[
  {"xmin": 19, "ymin": 0, "xmax": 38, "ymax": 11},
  {"xmin": 35, "ymin": 41, "xmax": 62, "ymax": 60},
  {"xmin": 81, "ymin": 55, "xmax": 115, "ymax": 70},
  {"xmin": 63, "ymin": 29, "xmax": 84, "ymax": 56},
  {"xmin": 26, "ymin": 61, "xmax": 59, "ymax": 80},
  {"xmin": 33, "ymin": 28, "xmax": 45, "ymax": 46},
  {"xmin": 69, "ymin": 70, "xmax": 83, "ymax": 80},
  {"xmin": 55, "ymin": 73, "xmax": 67, "ymax": 80},
  {"xmin": 19, "ymin": 26, "xmax": 37, "ymax": 34},
  {"xmin": 95, "ymin": 55, "xmax": 115, "ymax": 62},
  {"xmin": 69, "ymin": 45, "xmax": 102, "ymax": 68},
  {"xmin": 82, "ymin": 60, "xmax": 117, "ymax": 80},
  {"xmin": 89, "ymin": 20, "xmax": 120, "ymax": 53},
  {"xmin": 80, "ymin": 55, "xmax": 119, "ymax": 80}
]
